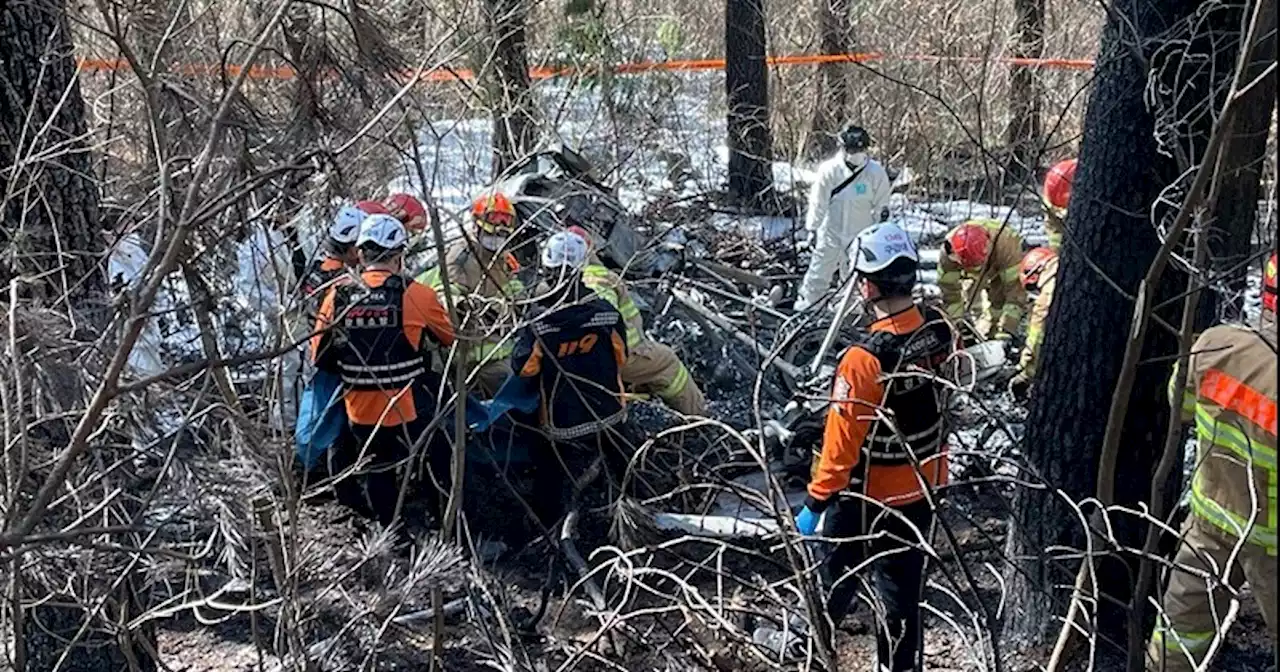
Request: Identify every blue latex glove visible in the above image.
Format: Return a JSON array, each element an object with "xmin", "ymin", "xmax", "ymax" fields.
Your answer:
[{"xmin": 794, "ymin": 506, "xmax": 820, "ymax": 536}]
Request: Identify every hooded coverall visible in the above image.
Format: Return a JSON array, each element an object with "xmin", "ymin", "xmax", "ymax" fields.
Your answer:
[
  {"xmin": 796, "ymin": 151, "xmax": 893, "ymax": 309},
  {"xmin": 1145, "ymin": 319, "xmax": 1277, "ymax": 672},
  {"xmin": 580, "ymin": 261, "xmax": 706, "ymax": 415},
  {"xmin": 419, "ymin": 239, "xmax": 525, "ymax": 396},
  {"xmin": 1012, "ymin": 255, "xmax": 1058, "ymax": 387},
  {"xmin": 805, "ymin": 305, "xmax": 955, "ymax": 671},
  {"xmin": 312, "ymin": 270, "xmax": 456, "ymax": 524},
  {"xmin": 938, "ymin": 219, "xmax": 1027, "ymax": 339}
]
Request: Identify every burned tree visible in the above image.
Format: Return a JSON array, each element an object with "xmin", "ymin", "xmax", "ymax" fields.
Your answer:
[
  {"xmin": 725, "ymin": 0, "xmax": 774, "ymax": 209},
  {"xmin": 1005, "ymin": 0, "xmax": 1044, "ymax": 182},
  {"xmin": 807, "ymin": 0, "xmax": 852, "ymax": 159},
  {"xmin": 0, "ymin": 1, "xmax": 104, "ymax": 307},
  {"xmin": 484, "ymin": 0, "xmax": 538, "ymax": 175},
  {"xmin": 1000, "ymin": 0, "xmax": 1211, "ymax": 650}
]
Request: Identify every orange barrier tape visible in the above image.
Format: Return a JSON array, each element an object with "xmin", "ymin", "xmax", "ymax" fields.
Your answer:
[{"xmin": 76, "ymin": 50, "xmax": 1095, "ymax": 82}]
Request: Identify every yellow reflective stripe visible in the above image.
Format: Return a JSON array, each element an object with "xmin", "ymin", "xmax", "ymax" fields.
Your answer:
[
  {"xmin": 586, "ymin": 283, "xmax": 621, "ymax": 308},
  {"xmin": 504, "ymin": 277, "xmax": 524, "ymax": 296},
  {"xmin": 626, "ymin": 328, "xmax": 644, "ymax": 349},
  {"xmin": 418, "ymin": 268, "xmax": 441, "ymax": 289},
  {"xmin": 1000, "ymin": 265, "xmax": 1022, "ymax": 284},
  {"xmin": 582, "ymin": 265, "xmax": 610, "ymax": 278},
  {"xmin": 470, "ymin": 340, "xmax": 514, "ymax": 362},
  {"xmin": 618, "ymin": 298, "xmax": 641, "ymax": 320},
  {"xmin": 1196, "ymin": 405, "xmax": 1278, "ymax": 470},
  {"xmin": 1189, "ymin": 472, "xmax": 1277, "ymax": 552},
  {"xmin": 1151, "ymin": 628, "xmax": 1215, "ymax": 653},
  {"xmin": 1047, "ymin": 231, "xmax": 1063, "ymax": 251},
  {"xmin": 1000, "ymin": 303, "xmax": 1024, "ymax": 320},
  {"xmin": 660, "ymin": 364, "xmax": 691, "ymax": 398}
]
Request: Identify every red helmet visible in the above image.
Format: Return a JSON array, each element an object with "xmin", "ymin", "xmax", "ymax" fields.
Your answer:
[
  {"xmin": 946, "ymin": 221, "xmax": 992, "ymax": 268},
  {"xmin": 384, "ymin": 193, "xmax": 428, "ymax": 232},
  {"xmin": 566, "ymin": 225, "xmax": 592, "ymax": 248},
  {"xmin": 1265, "ymin": 252, "xmax": 1277, "ymax": 313},
  {"xmin": 1044, "ymin": 159, "xmax": 1077, "ymax": 211},
  {"xmin": 471, "ymin": 192, "xmax": 516, "ymax": 233},
  {"xmin": 355, "ymin": 200, "xmax": 389, "ymax": 216},
  {"xmin": 1019, "ymin": 247, "xmax": 1057, "ymax": 290}
]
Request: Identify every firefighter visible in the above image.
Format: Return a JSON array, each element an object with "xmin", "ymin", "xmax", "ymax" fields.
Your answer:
[
  {"xmin": 938, "ymin": 218, "xmax": 1028, "ymax": 341},
  {"xmin": 511, "ymin": 230, "xmax": 630, "ymax": 525},
  {"xmin": 1144, "ymin": 252, "xmax": 1277, "ymax": 672},
  {"xmin": 311, "ymin": 214, "xmax": 456, "ymax": 525},
  {"xmin": 1042, "ymin": 158, "xmax": 1075, "ymax": 251},
  {"xmin": 795, "ymin": 124, "xmax": 894, "ymax": 311},
  {"xmin": 299, "ymin": 203, "xmax": 363, "ymax": 315},
  {"xmin": 384, "ymin": 192, "xmax": 429, "ymax": 233},
  {"xmin": 566, "ymin": 225, "xmax": 707, "ymax": 415},
  {"xmin": 418, "ymin": 192, "xmax": 526, "ymax": 396},
  {"xmin": 1009, "ymin": 247, "xmax": 1058, "ymax": 399},
  {"xmin": 754, "ymin": 223, "xmax": 957, "ymax": 670}
]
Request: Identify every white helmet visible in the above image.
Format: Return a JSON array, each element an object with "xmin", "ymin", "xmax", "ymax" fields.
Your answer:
[
  {"xmin": 357, "ymin": 214, "xmax": 408, "ymax": 250},
  {"xmin": 852, "ymin": 223, "xmax": 918, "ymax": 275},
  {"xmin": 329, "ymin": 204, "xmax": 364, "ymax": 245},
  {"xmin": 541, "ymin": 230, "xmax": 589, "ymax": 270}
]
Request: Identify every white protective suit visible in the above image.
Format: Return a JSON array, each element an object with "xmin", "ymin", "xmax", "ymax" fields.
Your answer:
[{"xmin": 795, "ymin": 151, "xmax": 893, "ymax": 310}]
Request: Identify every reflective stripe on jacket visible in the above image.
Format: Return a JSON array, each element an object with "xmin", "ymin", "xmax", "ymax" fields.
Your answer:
[
  {"xmin": 1171, "ymin": 323, "xmax": 1277, "ymax": 553},
  {"xmin": 1018, "ymin": 256, "xmax": 1058, "ymax": 378},
  {"xmin": 581, "ymin": 264, "xmax": 646, "ymax": 349}
]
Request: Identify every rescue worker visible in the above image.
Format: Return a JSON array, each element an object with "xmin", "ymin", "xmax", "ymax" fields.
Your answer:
[
  {"xmin": 511, "ymin": 230, "xmax": 630, "ymax": 524},
  {"xmin": 418, "ymin": 192, "xmax": 526, "ymax": 395},
  {"xmin": 1144, "ymin": 252, "xmax": 1277, "ymax": 672},
  {"xmin": 1009, "ymin": 247, "xmax": 1058, "ymax": 399},
  {"xmin": 384, "ymin": 193, "xmax": 429, "ymax": 233},
  {"xmin": 1042, "ymin": 158, "xmax": 1075, "ymax": 251},
  {"xmin": 938, "ymin": 218, "xmax": 1028, "ymax": 341},
  {"xmin": 566, "ymin": 225, "xmax": 707, "ymax": 415},
  {"xmin": 311, "ymin": 214, "xmax": 456, "ymax": 525},
  {"xmin": 795, "ymin": 124, "xmax": 894, "ymax": 311},
  {"xmin": 355, "ymin": 200, "xmax": 390, "ymax": 216},
  {"xmin": 754, "ymin": 223, "xmax": 956, "ymax": 670},
  {"xmin": 298, "ymin": 203, "xmax": 362, "ymax": 316}
]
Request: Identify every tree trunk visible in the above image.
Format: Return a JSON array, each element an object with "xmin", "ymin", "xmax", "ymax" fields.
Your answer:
[
  {"xmin": 485, "ymin": 0, "xmax": 537, "ymax": 176},
  {"xmin": 0, "ymin": 1, "xmax": 104, "ymax": 309},
  {"xmin": 806, "ymin": 0, "xmax": 851, "ymax": 159},
  {"xmin": 1005, "ymin": 0, "xmax": 1044, "ymax": 183},
  {"xmin": 725, "ymin": 0, "xmax": 774, "ymax": 209},
  {"xmin": 1001, "ymin": 0, "xmax": 1202, "ymax": 648}
]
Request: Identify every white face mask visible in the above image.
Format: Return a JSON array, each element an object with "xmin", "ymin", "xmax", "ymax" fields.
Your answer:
[
  {"xmin": 479, "ymin": 234, "xmax": 506, "ymax": 252},
  {"xmin": 845, "ymin": 152, "xmax": 868, "ymax": 168}
]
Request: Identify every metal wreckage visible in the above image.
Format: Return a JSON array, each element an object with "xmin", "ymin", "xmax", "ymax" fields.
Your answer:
[{"xmin": 449, "ymin": 145, "xmax": 1014, "ymax": 545}]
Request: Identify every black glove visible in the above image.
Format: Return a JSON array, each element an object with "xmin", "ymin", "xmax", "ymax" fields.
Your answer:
[{"xmin": 1008, "ymin": 375, "xmax": 1032, "ymax": 401}]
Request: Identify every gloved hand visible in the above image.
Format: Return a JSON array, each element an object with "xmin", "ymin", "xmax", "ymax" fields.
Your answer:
[
  {"xmin": 794, "ymin": 506, "xmax": 820, "ymax": 536},
  {"xmin": 1008, "ymin": 374, "xmax": 1032, "ymax": 401}
]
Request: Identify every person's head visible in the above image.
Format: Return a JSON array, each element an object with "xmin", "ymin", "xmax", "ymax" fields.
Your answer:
[
  {"xmin": 1263, "ymin": 252, "xmax": 1277, "ymax": 321},
  {"xmin": 840, "ymin": 124, "xmax": 872, "ymax": 167},
  {"xmin": 1042, "ymin": 158, "xmax": 1076, "ymax": 217},
  {"xmin": 540, "ymin": 230, "xmax": 590, "ymax": 306},
  {"xmin": 1019, "ymin": 247, "xmax": 1057, "ymax": 291},
  {"xmin": 471, "ymin": 192, "xmax": 517, "ymax": 253},
  {"xmin": 356, "ymin": 214, "xmax": 408, "ymax": 270},
  {"xmin": 851, "ymin": 223, "xmax": 919, "ymax": 308},
  {"xmin": 384, "ymin": 193, "xmax": 428, "ymax": 233},
  {"xmin": 327, "ymin": 204, "xmax": 363, "ymax": 263},
  {"xmin": 944, "ymin": 221, "xmax": 992, "ymax": 269}
]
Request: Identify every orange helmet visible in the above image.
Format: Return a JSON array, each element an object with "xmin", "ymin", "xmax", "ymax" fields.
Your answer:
[
  {"xmin": 384, "ymin": 193, "xmax": 428, "ymax": 232},
  {"xmin": 1265, "ymin": 252, "xmax": 1277, "ymax": 313},
  {"xmin": 355, "ymin": 200, "xmax": 389, "ymax": 216},
  {"xmin": 1019, "ymin": 247, "xmax": 1057, "ymax": 290},
  {"xmin": 471, "ymin": 192, "xmax": 516, "ymax": 233},
  {"xmin": 946, "ymin": 221, "xmax": 992, "ymax": 268},
  {"xmin": 1044, "ymin": 159, "xmax": 1077, "ymax": 211}
]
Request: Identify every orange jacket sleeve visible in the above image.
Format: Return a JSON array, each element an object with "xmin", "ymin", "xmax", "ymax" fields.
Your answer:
[
  {"xmin": 412, "ymin": 283, "xmax": 455, "ymax": 346},
  {"xmin": 310, "ymin": 287, "xmax": 338, "ymax": 365},
  {"xmin": 806, "ymin": 347, "xmax": 884, "ymax": 510}
]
